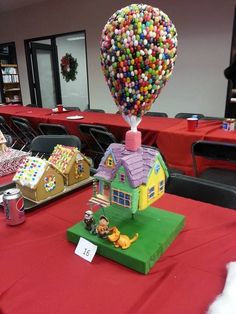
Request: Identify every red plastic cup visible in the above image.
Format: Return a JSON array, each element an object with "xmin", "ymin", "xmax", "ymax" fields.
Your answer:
[
  {"xmin": 57, "ymin": 104, "xmax": 63, "ymax": 112},
  {"xmin": 187, "ymin": 117, "xmax": 198, "ymax": 131}
]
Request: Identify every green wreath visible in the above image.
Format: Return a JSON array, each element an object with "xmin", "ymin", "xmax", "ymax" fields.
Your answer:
[{"xmin": 60, "ymin": 53, "xmax": 78, "ymax": 82}]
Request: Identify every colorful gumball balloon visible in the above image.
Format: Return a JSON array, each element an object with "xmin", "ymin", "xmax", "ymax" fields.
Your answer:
[{"xmin": 101, "ymin": 3, "xmax": 177, "ymax": 129}]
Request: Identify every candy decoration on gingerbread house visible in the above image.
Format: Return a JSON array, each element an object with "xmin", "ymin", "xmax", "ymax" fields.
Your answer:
[
  {"xmin": 48, "ymin": 145, "xmax": 91, "ymax": 186},
  {"xmin": 13, "ymin": 156, "xmax": 65, "ymax": 202}
]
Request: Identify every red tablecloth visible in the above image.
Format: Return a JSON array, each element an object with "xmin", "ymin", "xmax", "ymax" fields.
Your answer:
[
  {"xmin": 1, "ymin": 186, "xmax": 236, "ymax": 314},
  {"xmin": 1, "ymin": 106, "xmax": 236, "ymax": 175},
  {"xmin": 157, "ymin": 119, "xmax": 226, "ymax": 175},
  {"xmin": 0, "ymin": 106, "xmax": 52, "ymax": 129},
  {"xmin": 0, "ymin": 173, "xmax": 14, "ymax": 186},
  {"xmin": 46, "ymin": 111, "xmax": 182, "ymax": 145}
]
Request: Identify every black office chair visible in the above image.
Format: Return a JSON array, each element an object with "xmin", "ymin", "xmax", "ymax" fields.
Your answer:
[
  {"xmin": 84, "ymin": 109, "xmax": 105, "ymax": 113},
  {"xmin": 38, "ymin": 123, "xmax": 69, "ymax": 135},
  {"xmin": 145, "ymin": 112, "xmax": 168, "ymax": 117},
  {"xmin": 30, "ymin": 135, "xmax": 81, "ymax": 159},
  {"xmin": 175, "ymin": 113, "xmax": 205, "ymax": 119},
  {"xmin": 166, "ymin": 173, "xmax": 236, "ymax": 210},
  {"xmin": 11, "ymin": 116, "xmax": 38, "ymax": 149},
  {"xmin": 192, "ymin": 140, "xmax": 236, "ymax": 186}
]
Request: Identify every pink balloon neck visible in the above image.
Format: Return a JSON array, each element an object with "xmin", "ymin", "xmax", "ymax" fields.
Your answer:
[{"xmin": 125, "ymin": 130, "xmax": 142, "ymax": 152}]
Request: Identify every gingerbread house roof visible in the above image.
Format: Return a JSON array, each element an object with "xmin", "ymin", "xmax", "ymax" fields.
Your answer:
[
  {"xmin": 48, "ymin": 145, "xmax": 89, "ymax": 175},
  {"xmin": 13, "ymin": 156, "xmax": 49, "ymax": 189},
  {"xmin": 95, "ymin": 143, "xmax": 167, "ymax": 188}
]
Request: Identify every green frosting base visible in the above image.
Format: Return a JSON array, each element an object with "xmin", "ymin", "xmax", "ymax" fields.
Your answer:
[{"xmin": 67, "ymin": 206, "xmax": 185, "ymax": 274}]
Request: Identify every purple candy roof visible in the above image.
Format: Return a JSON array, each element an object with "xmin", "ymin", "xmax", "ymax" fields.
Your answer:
[{"xmin": 95, "ymin": 143, "xmax": 159, "ymax": 188}]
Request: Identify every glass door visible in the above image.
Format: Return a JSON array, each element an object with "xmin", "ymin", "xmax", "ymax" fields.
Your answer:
[
  {"xmin": 25, "ymin": 30, "xmax": 89, "ymax": 110},
  {"xmin": 56, "ymin": 33, "xmax": 89, "ymax": 111},
  {"xmin": 31, "ymin": 43, "xmax": 59, "ymax": 108}
]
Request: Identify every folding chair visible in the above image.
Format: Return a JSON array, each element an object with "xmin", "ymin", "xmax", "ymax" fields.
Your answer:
[
  {"xmin": 30, "ymin": 135, "xmax": 81, "ymax": 159},
  {"xmin": 145, "ymin": 112, "xmax": 168, "ymax": 117},
  {"xmin": 200, "ymin": 116, "xmax": 224, "ymax": 121},
  {"xmin": 26, "ymin": 104, "xmax": 38, "ymax": 107},
  {"xmin": 90, "ymin": 128, "xmax": 117, "ymax": 153},
  {"xmin": 166, "ymin": 173, "xmax": 236, "ymax": 210},
  {"xmin": 78, "ymin": 123, "xmax": 108, "ymax": 153},
  {"xmin": 0, "ymin": 115, "xmax": 23, "ymax": 147},
  {"xmin": 175, "ymin": 113, "xmax": 205, "ymax": 119},
  {"xmin": 64, "ymin": 106, "xmax": 81, "ymax": 111},
  {"xmin": 84, "ymin": 109, "xmax": 105, "ymax": 113},
  {"xmin": 89, "ymin": 128, "xmax": 117, "ymax": 167},
  {"xmin": 11, "ymin": 116, "xmax": 38, "ymax": 150},
  {"xmin": 192, "ymin": 140, "xmax": 236, "ymax": 186},
  {"xmin": 38, "ymin": 123, "xmax": 69, "ymax": 135}
]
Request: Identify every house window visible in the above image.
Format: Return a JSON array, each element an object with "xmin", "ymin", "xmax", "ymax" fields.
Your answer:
[
  {"xmin": 159, "ymin": 180, "xmax": 164, "ymax": 193},
  {"xmin": 148, "ymin": 186, "xmax": 155, "ymax": 199},
  {"xmin": 76, "ymin": 163, "xmax": 84, "ymax": 177},
  {"xmin": 120, "ymin": 173, "xmax": 125, "ymax": 183},
  {"xmin": 112, "ymin": 189, "xmax": 131, "ymax": 208},
  {"xmin": 154, "ymin": 163, "xmax": 160, "ymax": 174},
  {"xmin": 106, "ymin": 155, "xmax": 114, "ymax": 168}
]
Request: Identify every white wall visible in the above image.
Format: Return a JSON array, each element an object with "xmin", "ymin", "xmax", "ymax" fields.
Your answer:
[{"xmin": 0, "ymin": 0, "xmax": 234, "ymax": 117}]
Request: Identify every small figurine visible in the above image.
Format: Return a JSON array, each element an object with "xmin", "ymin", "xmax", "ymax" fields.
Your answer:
[
  {"xmin": 108, "ymin": 227, "xmax": 138, "ymax": 249},
  {"xmin": 83, "ymin": 210, "xmax": 96, "ymax": 233},
  {"xmin": 96, "ymin": 215, "xmax": 110, "ymax": 238}
]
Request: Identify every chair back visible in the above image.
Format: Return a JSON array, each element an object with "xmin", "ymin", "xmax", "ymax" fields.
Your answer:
[
  {"xmin": 26, "ymin": 104, "xmax": 38, "ymax": 107},
  {"xmin": 191, "ymin": 140, "xmax": 236, "ymax": 186},
  {"xmin": 64, "ymin": 106, "xmax": 81, "ymax": 111},
  {"xmin": 192, "ymin": 140, "xmax": 236, "ymax": 176},
  {"xmin": 38, "ymin": 123, "xmax": 69, "ymax": 135},
  {"xmin": 84, "ymin": 109, "xmax": 105, "ymax": 113},
  {"xmin": 89, "ymin": 128, "xmax": 117, "ymax": 153},
  {"xmin": 30, "ymin": 135, "xmax": 81, "ymax": 159},
  {"xmin": 200, "ymin": 116, "xmax": 224, "ymax": 121},
  {"xmin": 166, "ymin": 173, "xmax": 236, "ymax": 210},
  {"xmin": 0, "ymin": 115, "xmax": 23, "ymax": 147},
  {"xmin": 78, "ymin": 124, "xmax": 108, "ymax": 151},
  {"xmin": 11, "ymin": 116, "xmax": 38, "ymax": 148},
  {"xmin": 175, "ymin": 113, "xmax": 205, "ymax": 119},
  {"xmin": 145, "ymin": 112, "xmax": 168, "ymax": 117}
]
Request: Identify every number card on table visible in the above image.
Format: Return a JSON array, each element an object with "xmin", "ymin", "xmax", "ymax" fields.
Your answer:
[{"xmin": 74, "ymin": 237, "xmax": 97, "ymax": 262}]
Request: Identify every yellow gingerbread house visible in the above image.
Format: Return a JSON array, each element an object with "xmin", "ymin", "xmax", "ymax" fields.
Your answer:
[
  {"xmin": 13, "ymin": 156, "xmax": 64, "ymax": 202},
  {"xmin": 48, "ymin": 145, "xmax": 91, "ymax": 186}
]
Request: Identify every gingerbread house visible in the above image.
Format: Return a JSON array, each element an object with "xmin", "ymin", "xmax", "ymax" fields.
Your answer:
[
  {"xmin": 13, "ymin": 156, "xmax": 65, "ymax": 202},
  {"xmin": 48, "ymin": 145, "xmax": 91, "ymax": 186},
  {"xmin": 90, "ymin": 143, "xmax": 169, "ymax": 214}
]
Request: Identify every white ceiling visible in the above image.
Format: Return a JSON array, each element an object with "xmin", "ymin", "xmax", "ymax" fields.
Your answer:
[{"xmin": 0, "ymin": 0, "xmax": 47, "ymax": 12}]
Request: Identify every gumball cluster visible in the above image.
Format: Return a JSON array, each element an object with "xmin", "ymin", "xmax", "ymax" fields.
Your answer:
[{"xmin": 101, "ymin": 4, "xmax": 177, "ymax": 117}]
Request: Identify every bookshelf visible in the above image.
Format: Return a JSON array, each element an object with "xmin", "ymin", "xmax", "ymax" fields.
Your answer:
[{"xmin": 0, "ymin": 64, "xmax": 22, "ymax": 104}]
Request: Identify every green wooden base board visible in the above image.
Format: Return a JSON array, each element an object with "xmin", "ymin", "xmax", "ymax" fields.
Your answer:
[{"xmin": 67, "ymin": 206, "xmax": 185, "ymax": 274}]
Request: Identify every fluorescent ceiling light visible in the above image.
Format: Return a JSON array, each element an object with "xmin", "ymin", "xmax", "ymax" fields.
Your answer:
[{"xmin": 67, "ymin": 36, "xmax": 84, "ymax": 41}]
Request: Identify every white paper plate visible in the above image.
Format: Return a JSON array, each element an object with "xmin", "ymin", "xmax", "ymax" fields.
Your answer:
[{"xmin": 66, "ymin": 115, "xmax": 84, "ymax": 120}]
